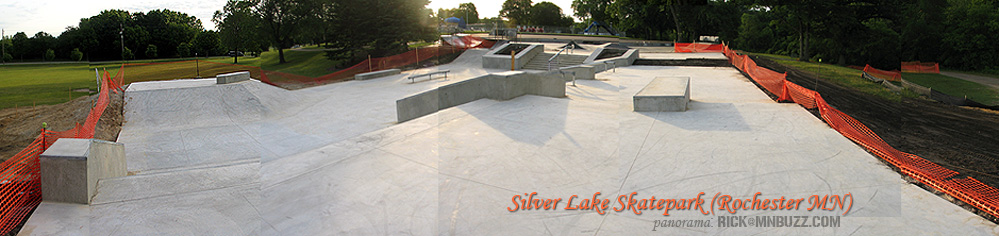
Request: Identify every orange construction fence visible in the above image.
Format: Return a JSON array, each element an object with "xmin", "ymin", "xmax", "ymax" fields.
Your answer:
[
  {"xmin": 122, "ymin": 36, "xmax": 496, "ymax": 88},
  {"xmin": 723, "ymin": 45, "xmax": 999, "ymax": 220},
  {"xmin": 256, "ymin": 36, "xmax": 494, "ymax": 87},
  {"xmin": 674, "ymin": 42, "xmax": 725, "ymax": 53},
  {"xmin": 0, "ymin": 66, "xmax": 123, "ymax": 235},
  {"xmin": 901, "ymin": 61, "xmax": 940, "ymax": 74},
  {"xmin": 863, "ymin": 64, "xmax": 902, "ymax": 82}
]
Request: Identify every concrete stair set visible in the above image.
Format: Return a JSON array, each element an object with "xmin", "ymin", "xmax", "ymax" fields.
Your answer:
[{"xmin": 521, "ymin": 53, "xmax": 588, "ymax": 70}]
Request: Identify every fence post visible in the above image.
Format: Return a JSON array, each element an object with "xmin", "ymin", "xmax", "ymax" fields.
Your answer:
[
  {"xmin": 41, "ymin": 123, "xmax": 47, "ymax": 150},
  {"xmin": 416, "ymin": 47, "xmax": 420, "ymax": 65},
  {"xmin": 368, "ymin": 55, "xmax": 372, "ymax": 72}
]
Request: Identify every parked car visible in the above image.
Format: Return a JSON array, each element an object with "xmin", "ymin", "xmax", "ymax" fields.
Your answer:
[{"xmin": 227, "ymin": 51, "xmax": 245, "ymax": 57}]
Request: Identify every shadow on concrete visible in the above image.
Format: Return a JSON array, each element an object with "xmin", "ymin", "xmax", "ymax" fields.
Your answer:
[
  {"xmin": 636, "ymin": 101, "xmax": 751, "ymax": 132},
  {"xmin": 566, "ymin": 80, "xmax": 620, "ymax": 101},
  {"xmin": 462, "ymin": 96, "xmax": 571, "ymax": 146}
]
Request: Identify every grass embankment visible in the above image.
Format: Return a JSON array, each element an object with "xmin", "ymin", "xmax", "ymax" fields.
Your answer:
[
  {"xmin": 0, "ymin": 47, "xmax": 336, "ymax": 109},
  {"xmin": 903, "ymin": 73, "xmax": 999, "ymax": 105},
  {"xmin": 749, "ymin": 52, "xmax": 919, "ymax": 102}
]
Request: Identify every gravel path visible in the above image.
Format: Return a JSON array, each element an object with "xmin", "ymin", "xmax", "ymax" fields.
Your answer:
[{"xmin": 941, "ymin": 71, "xmax": 999, "ymax": 90}]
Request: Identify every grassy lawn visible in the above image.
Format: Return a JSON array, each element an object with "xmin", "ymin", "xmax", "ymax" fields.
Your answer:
[
  {"xmin": 749, "ymin": 53, "xmax": 918, "ymax": 101},
  {"xmin": 0, "ymin": 64, "xmax": 98, "ymax": 109},
  {"xmin": 903, "ymin": 73, "xmax": 999, "ymax": 105},
  {"xmin": 0, "ymin": 47, "xmax": 340, "ymax": 109},
  {"xmin": 206, "ymin": 48, "xmax": 338, "ymax": 77}
]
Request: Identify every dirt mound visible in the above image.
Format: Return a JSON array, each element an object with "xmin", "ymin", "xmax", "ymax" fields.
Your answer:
[
  {"xmin": 0, "ymin": 91, "xmax": 124, "ymax": 161},
  {"xmin": 751, "ymin": 56, "xmax": 999, "ymax": 189}
]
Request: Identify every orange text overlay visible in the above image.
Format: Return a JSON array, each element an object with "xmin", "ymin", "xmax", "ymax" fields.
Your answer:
[{"xmin": 507, "ymin": 192, "xmax": 853, "ymax": 216}]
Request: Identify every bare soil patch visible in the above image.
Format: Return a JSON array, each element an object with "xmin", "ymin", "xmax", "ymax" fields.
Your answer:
[{"xmin": 0, "ymin": 90, "xmax": 124, "ymax": 162}]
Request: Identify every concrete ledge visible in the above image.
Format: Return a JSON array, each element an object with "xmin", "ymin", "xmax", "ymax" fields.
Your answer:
[
  {"xmin": 355, "ymin": 69, "xmax": 401, "ymax": 81},
  {"xmin": 634, "ymin": 77, "xmax": 690, "ymax": 112},
  {"xmin": 560, "ymin": 65, "xmax": 596, "ymax": 80},
  {"xmin": 396, "ymin": 71, "xmax": 566, "ymax": 122},
  {"xmin": 40, "ymin": 139, "xmax": 126, "ymax": 204},
  {"xmin": 482, "ymin": 43, "xmax": 544, "ymax": 70},
  {"xmin": 216, "ymin": 71, "xmax": 250, "ymax": 84}
]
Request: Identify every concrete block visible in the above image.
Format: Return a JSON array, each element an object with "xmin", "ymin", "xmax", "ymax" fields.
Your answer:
[
  {"xmin": 395, "ymin": 70, "xmax": 568, "ymax": 123},
  {"xmin": 396, "ymin": 89, "xmax": 440, "ymax": 123},
  {"xmin": 216, "ymin": 71, "xmax": 251, "ymax": 84},
  {"xmin": 560, "ymin": 65, "xmax": 596, "ymax": 80},
  {"xmin": 633, "ymin": 77, "xmax": 690, "ymax": 112},
  {"xmin": 355, "ymin": 69, "xmax": 401, "ymax": 81},
  {"xmin": 40, "ymin": 138, "xmax": 126, "ymax": 204}
]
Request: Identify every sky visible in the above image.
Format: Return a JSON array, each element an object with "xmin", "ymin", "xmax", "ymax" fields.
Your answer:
[
  {"xmin": 0, "ymin": 0, "xmax": 575, "ymax": 37},
  {"xmin": 427, "ymin": 0, "xmax": 575, "ymax": 19}
]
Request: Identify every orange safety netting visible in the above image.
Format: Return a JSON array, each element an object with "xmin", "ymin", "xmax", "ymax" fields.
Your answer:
[
  {"xmin": 0, "ymin": 66, "xmax": 123, "ymax": 235},
  {"xmin": 863, "ymin": 64, "xmax": 902, "ymax": 81},
  {"xmin": 901, "ymin": 61, "xmax": 940, "ymax": 74},
  {"xmin": 674, "ymin": 42, "xmax": 724, "ymax": 53},
  {"xmin": 722, "ymin": 45, "xmax": 999, "ymax": 220},
  {"xmin": 166, "ymin": 36, "xmax": 493, "ymax": 88}
]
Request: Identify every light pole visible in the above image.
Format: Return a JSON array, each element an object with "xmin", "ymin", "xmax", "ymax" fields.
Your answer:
[
  {"xmin": 2, "ymin": 28, "xmax": 5, "ymax": 64},
  {"xmin": 120, "ymin": 24, "xmax": 125, "ymax": 62},
  {"xmin": 195, "ymin": 52, "xmax": 201, "ymax": 79}
]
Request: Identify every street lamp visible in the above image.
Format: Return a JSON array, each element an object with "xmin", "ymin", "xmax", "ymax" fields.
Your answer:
[
  {"xmin": 2, "ymin": 28, "xmax": 5, "ymax": 64},
  {"xmin": 195, "ymin": 52, "xmax": 201, "ymax": 79},
  {"xmin": 120, "ymin": 24, "xmax": 124, "ymax": 62}
]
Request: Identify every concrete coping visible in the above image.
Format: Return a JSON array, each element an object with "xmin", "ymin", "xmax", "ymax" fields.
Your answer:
[
  {"xmin": 634, "ymin": 77, "xmax": 690, "ymax": 112},
  {"xmin": 39, "ymin": 138, "xmax": 92, "ymax": 160},
  {"xmin": 355, "ymin": 69, "xmax": 402, "ymax": 81},
  {"xmin": 217, "ymin": 71, "xmax": 251, "ymax": 84}
]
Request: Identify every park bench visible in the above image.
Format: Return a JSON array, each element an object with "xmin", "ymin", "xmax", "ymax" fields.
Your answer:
[
  {"xmin": 633, "ymin": 77, "xmax": 690, "ymax": 112},
  {"xmin": 408, "ymin": 70, "xmax": 450, "ymax": 83}
]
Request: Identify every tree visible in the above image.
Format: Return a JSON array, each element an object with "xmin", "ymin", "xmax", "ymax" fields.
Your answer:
[
  {"xmin": 11, "ymin": 32, "xmax": 28, "ymax": 61},
  {"xmin": 177, "ymin": 42, "xmax": 192, "ymax": 57},
  {"xmin": 940, "ymin": 0, "xmax": 999, "ymax": 70},
  {"xmin": 438, "ymin": 3, "xmax": 480, "ymax": 24},
  {"xmin": 2, "ymin": 53, "xmax": 11, "ymax": 62},
  {"xmin": 324, "ymin": 0, "xmax": 436, "ymax": 65},
  {"xmin": 572, "ymin": 0, "xmax": 612, "ymax": 22},
  {"xmin": 257, "ymin": 0, "xmax": 313, "ymax": 63},
  {"xmin": 501, "ymin": 0, "xmax": 533, "ymax": 25},
  {"xmin": 193, "ymin": 30, "xmax": 223, "ymax": 56},
  {"xmin": 530, "ymin": 2, "xmax": 573, "ymax": 27},
  {"xmin": 123, "ymin": 47, "xmax": 134, "ymax": 60},
  {"xmin": 145, "ymin": 44, "xmax": 158, "ymax": 58},
  {"xmin": 70, "ymin": 48, "xmax": 84, "ymax": 61},
  {"xmin": 901, "ymin": 0, "xmax": 948, "ymax": 62},
  {"xmin": 29, "ymin": 32, "xmax": 57, "ymax": 60},
  {"xmin": 215, "ymin": 0, "xmax": 263, "ymax": 63},
  {"xmin": 135, "ymin": 9, "xmax": 202, "ymax": 57},
  {"xmin": 44, "ymin": 49, "xmax": 55, "ymax": 61}
]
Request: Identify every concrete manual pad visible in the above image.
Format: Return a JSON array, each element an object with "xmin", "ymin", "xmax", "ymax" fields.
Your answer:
[
  {"xmin": 634, "ymin": 76, "xmax": 690, "ymax": 112},
  {"xmin": 21, "ymin": 48, "xmax": 999, "ymax": 235}
]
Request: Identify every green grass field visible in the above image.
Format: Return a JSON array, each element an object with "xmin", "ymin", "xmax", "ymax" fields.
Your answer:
[
  {"xmin": 0, "ymin": 47, "xmax": 338, "ymax": 109},
  {"xmin": 0, "ymin": 64, "xmax": 99, "ymax": 109},
  {"xmin": 903, "ymin": 73, "xmax": 999, "ymax": 105},
  {"xmin": 749, "ymin": 53, "xmax": 918, "ymax": 101}
]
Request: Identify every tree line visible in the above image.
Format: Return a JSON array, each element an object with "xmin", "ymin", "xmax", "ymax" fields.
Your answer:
[
  {"xmin": 212, "ymin": 0, "xmax": 435, "ymax": 66},
  {"xmin": 571, "ymin": 0, "xmax": 999, "ymax": 71},
  {"xmin": 1, "ymin": 9, "xmax": 223, "ymax": 62}
]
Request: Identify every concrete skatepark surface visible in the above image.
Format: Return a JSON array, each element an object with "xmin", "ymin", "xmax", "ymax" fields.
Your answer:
[{"xmin": 19, "ymin": 50, "xmax": 999, "ymax": 235}]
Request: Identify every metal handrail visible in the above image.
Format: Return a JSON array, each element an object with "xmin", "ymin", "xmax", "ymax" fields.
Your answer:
[{"xmin": 548, "ymin": 44, "xmax": 574, "ymax": 71}]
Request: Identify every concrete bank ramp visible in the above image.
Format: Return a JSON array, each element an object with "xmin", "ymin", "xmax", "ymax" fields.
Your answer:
[{"xmin": 120, "ymin": 79, "xmax": 287, "ymax": 173}]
